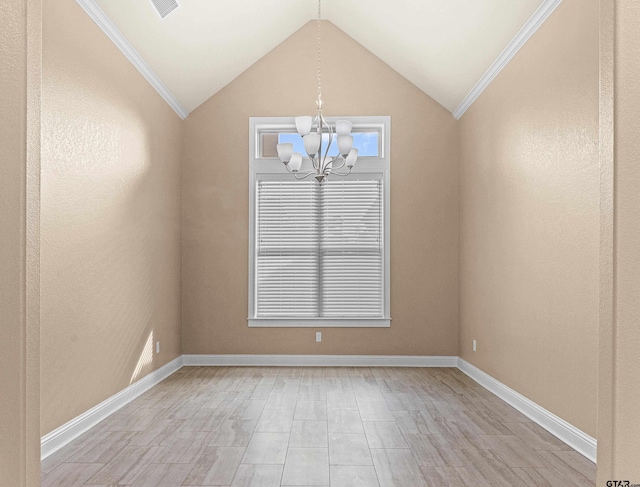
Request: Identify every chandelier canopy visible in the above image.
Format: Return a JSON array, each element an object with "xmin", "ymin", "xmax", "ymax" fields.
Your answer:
[{"xmin": 276, "ymin": 0, "xmax": 358, "ymax": 183}]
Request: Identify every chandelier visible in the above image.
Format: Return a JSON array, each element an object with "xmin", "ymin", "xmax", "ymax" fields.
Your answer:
[{"xmin": 276, "ymin": 0, "xmax": 358, "ymax": 183}]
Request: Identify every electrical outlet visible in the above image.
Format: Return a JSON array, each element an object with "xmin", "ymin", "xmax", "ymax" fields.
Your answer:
[
  {"xmin": 156, "ymin": 341, "xmax": 160, "ymax": 354},
  {"xmin": 472, "ymin": 340, "xmax": 477, "ymax": 352},
  {"xmin": 316, "ymin": 332, "xmax": 322, "ymax": 342}
]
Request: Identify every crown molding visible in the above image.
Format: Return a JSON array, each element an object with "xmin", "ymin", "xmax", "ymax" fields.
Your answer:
[
  {"xmin": 75, "ymin": 0, "xmax": 188, "ymax": 120},
  {"xmin": 452, "ymin": 0, "xmax": 563, "ymax": 120}
]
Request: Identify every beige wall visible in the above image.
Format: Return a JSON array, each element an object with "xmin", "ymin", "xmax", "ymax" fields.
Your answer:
[
  {"xmin": 0, "ymin": 0, "xmax": 41, "ymax": 485},
  {"xmin": 40, "ymin": 0, "xmax": 183, "ymax": 435},
  {"xmin": 606, "ymin": 0, "xmax": 640, "ymax": 479},
  {"xmin": 0, "ymin": 1, "xmax": 27, "ymax": 480},
  {"xmin": 458, "ymin": 0, "xmax": 600, "ymax": 437},
  {"xmin": 182, "ymin": 21, "xmax": 459, "ymax": 356},
  {"xmin": 597, "ymin": 0, "xmax": 615, "ymax": 479}
]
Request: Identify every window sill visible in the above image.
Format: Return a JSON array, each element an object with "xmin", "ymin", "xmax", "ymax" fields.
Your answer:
[{"xmin": 248, "ymin": 318, "xmax": 391, "ymax": 328}]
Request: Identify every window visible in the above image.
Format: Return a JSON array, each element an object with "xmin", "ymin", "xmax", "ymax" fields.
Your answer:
[{"xmin": 249, "ymin": 117, "xmax": 390, "ymax": 327}]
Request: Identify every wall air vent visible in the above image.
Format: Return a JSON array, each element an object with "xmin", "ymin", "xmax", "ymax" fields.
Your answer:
[{"xmin": 150, "ymin": 0, "xmax": 179, "ymax": 19}]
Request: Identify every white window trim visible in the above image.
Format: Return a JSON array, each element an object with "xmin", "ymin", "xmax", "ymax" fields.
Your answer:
[{"xmin": 248, "ymin": 116, "xmax": 391, "ymax": 328}]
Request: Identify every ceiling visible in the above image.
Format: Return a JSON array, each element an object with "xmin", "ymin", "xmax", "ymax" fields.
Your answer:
[{"xmin": 93, "ymin": 0, "xmax": 546, "ymax": 115}]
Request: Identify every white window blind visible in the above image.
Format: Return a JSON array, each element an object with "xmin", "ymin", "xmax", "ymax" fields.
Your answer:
[{"xmin": 256, "ymin": 178, "xmax": 384, "ymax": 319}]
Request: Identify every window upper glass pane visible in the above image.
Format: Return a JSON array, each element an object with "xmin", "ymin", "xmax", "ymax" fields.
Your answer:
[
  {"xmin": 278, "ymin": 132, "xmax": 379, "ymax": 157},
  {"xmin": 259, "ymin": 130, "xmax": 380, "ymax": 159}
]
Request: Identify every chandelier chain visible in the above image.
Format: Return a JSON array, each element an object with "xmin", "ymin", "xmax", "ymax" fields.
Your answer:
[{"xmin": 317, "ymin": 0, "xmax": 322, "ymax": 104}]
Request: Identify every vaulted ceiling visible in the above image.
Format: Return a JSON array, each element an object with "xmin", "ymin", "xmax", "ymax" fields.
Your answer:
[{"xmin": 88, "ymin": 0, "xmax": 553, "ymax": 117}]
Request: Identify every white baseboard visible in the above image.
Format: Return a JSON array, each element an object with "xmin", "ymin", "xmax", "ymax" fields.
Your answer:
[
  {"xmin": 182, "ymin": 354, "xmax": 459, "ymax": 367},
  {"xmin": 457, "ymin": 358, "xmax": 597, "ymax": 463},
  {"xmin": 40, "ymin": 354, "xmax": 596, "ymax": 464},
  {"xmin": 41, "ymin": 355, "xmax": 183, "ymax": 460}
]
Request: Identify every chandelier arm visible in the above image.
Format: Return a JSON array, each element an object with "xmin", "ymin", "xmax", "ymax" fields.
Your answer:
[
  {"xmin": 294, "ymin": 171, "xmax": 317, "ymax": 180},
  {"xmin": 329, "ymin": 167, "xmax": 352, "ymax": 177},
  {"xmin": 311, "ymin": 154, "xmax": 320, "ymax": 172},
  {"xmin": 330, "ymin": 158, "xmax": 346, "ymax": 170},
  {"xmin": 284, "ymin": 163, "xmax": 315, "ymax": 177},
  {"xmin": 321, "ymin": 155, "xmax": 343, "ymax": 177},
  {"xmin": 320, "ymin": 117, "xmax": 334, "ymax": 173},
  {"xmin": 318, "ymin": 116, "xmax": 324, "ymax": 170},
  {"xmin": 324, "ymin": 129, "xmax": 334, "ymax": 172}
]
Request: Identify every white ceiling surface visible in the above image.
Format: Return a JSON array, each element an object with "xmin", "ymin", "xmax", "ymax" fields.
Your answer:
[{"xmin": 94, "ymin": 0, "xmax": 544, "ymax": 115}]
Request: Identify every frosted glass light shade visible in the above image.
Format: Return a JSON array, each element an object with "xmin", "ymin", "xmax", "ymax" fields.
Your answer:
[
  {"xmin": 303, "ymin": 133, "xmax": 321, "ymax": 156},
  {"xmin": 276, "ymin": 143, "xmax": 293, "ymax": 163},
  {"xmin": 337, "ymin": 135, "xmax": 353, "ymax": 157},
  {"xmin": 335, "ymin": 120, "xmax": 352, "ymax": 136},
  {"xmin": 346, "ymin": 148, "xmax": 358, "ymax": 168},
  {"xmin": 289, "ymin": 152, "xmax": 303, "ymax": 172},
  {"xmin": 295, "ymin": 116, "xmax": 313, "ymax": 136}
]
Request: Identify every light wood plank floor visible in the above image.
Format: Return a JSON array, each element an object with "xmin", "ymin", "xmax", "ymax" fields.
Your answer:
[{"xmin": 41, "ymin": 366, "xmax": 596, "ymax": 486}]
